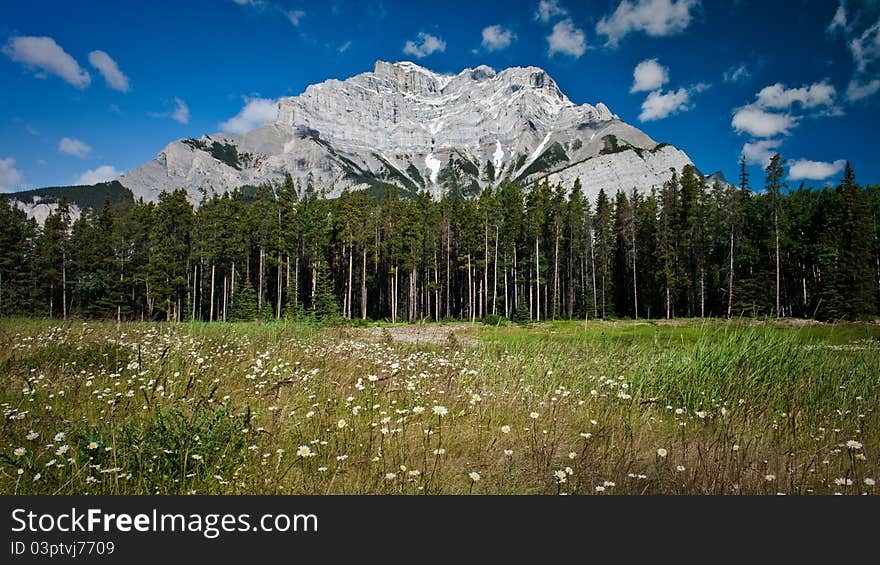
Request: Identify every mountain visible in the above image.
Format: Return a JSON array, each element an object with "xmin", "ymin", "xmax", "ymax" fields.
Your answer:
[{"xmin": 11, "ymin": 61, "xmax": 696, "ymax": 219}]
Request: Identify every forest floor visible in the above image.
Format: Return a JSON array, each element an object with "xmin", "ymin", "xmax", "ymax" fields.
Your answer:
[{"xmin": 0, "ymin": 317, "xmax": 877, "ymax": 495}]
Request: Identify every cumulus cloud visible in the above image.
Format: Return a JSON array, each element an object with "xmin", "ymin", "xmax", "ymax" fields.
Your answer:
[
  {"xmin": 88, "ymin": 50, "xmax": 130, "ymax": 92},
  {"xmin": 731, "ymin": 106, "xmax": 796, "ymax": 138},
  {"xmin": 731, "ymin": 80, "xmax": 839, "ymax": 139},
  {"xmin": 58, "ymin": 137, "xmax": 92, "ymax": 158},
  {"xmin": 0, "ymin": 157, "xmax": 23, "ymax": 192},
  {"xmin": 741, "ymin": 139, "xmax": 782, "ymax": 167},
  {"xmin": 630, "ymin": 58, "xmax": 669, "ymax": 93},
  {"xmin": 150, "ymin": 98, "xmax": 190, "ymax": 125},
  {"xmin": 755, "ymin": 81, "xmax": 837, "ymax": 110},
  {"xmin": 534, "ymin": 0, "xmax": 568, "ymax": 23},
  {"xmin": 597, "ymin": 0, "xmax": 701, "ymax": 47},
  {"xmin": 639, "ymin": 87, "xmax": 689, "ymax": 121},
  {"xmin": 75, "ymin": 165, "xmax": 121, "ymax": 185},
  {"xmin": 403, "ymin": 33, "xmax": 446, "ymax": 58},
  {"xmin": 547, "ymin": 19, "xmax": 588, "ymax": 58},
  {"xmin": 2, "ymin": 36, "xmax": 90, "ymax": 88},
  {"xmin": 723, "ymin": 63, "xmax": 750, "ymax": 83},
  {"xmin": 788, "ymin": 158, "xmax": 846, "ymax": 181},
  {"xmin": 847, "ymin": 77, "xmax": 880, "ymax": 101},
  {"xmin": 481, "ymin": 25, "xmax": 515, "ymax": 52},
  {"xmin": 219, "ymin": 97, "xmax": 278, "ymax": 134}
]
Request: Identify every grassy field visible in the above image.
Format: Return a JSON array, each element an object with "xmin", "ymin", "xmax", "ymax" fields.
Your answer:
[{"xmin": 0, "ymin": 317, "xmax": 877, "ymax": 495}]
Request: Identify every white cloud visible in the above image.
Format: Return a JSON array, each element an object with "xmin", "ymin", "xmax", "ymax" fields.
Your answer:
[
  {"xmin": 481, "ymin": 25, "xmax": 515, "ymax": 52},
  {"xmin": 630, "ymin": 58, "xmax": 669, "ymax": 93},
  {"xmin": 754, "ymin": 81, "xmax": 837, "ymax": 110},
  {"xmin": 731, "ymin": 106, "xmax": 796, "ymax": 137},
  {"xmin": 827, "ymin": 3, "xmax": 847, "ymax": 34},
  {"xmin": 0, "ymin": 157, "xmax": 23, "ymax": 192},
  {"xmin": 547, "ymin": 19, "xmax": 587, "ymax": 58},
  {"xmin": 88, "ymin": 50, "xmax": 130, "ymax": 92},
  {"xmin": 286, "ymin": 10, "xmax": 305, "ymax": 26},
  {"xmin": 846, "ymin": 77, "xmax": 880, "ymax": 101},
  {"xmin": 75, "ymin": 165, "xmax": 121, "ymax": 185},
  {"xmin": 58, "ymin": 137, "xmax": 92, "ymax": 158},
  {"xmin": 723, "ymin": 63, "xmax": 750, "ymax": 83},
  {"xmin": 150, "ymin": 98, "xmax": 190, "ymax": 124},
  {"xmin": 337, "ymin": 41, "xmax": 352, "ymax": 53},
  {"xmin": 741, "ymin": 139, "xmax": 782, "ymax": 167},
  {"xmin": 639, "ymin": 87, "xmax": 689, "ymax": 121},
  {"xmin": 788, "ymin": 158, "xmax": 846, "ymax": 181},
  {"xmin": 219, "ymin": 97, "xmax": 278, "ymax": 134},
  {"xmin": 597, "ymin": 0, "xmax": 701, "ymax": 47},
  {"xmin": 2, "ymin": 36, "xmax": 90, "ymax": 88},
  {"xmin": 534, "ymin": 0, "xmax": 568, "ymax": 23},
  {"xmin": 849, "ymin": 19, "xmax": 880, "ymax": 73},
  {"xmin": 403, "ymin": 33, "xmax": 446, "ymax": 58}
]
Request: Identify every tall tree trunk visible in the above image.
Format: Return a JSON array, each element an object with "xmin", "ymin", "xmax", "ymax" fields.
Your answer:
[
  {"xmin": 727, "ymin": 231, "xmax": 734, "ymax": 318},
  {"xmin": 535, "ymin": 237, "xmax": 540, "ymax": 322},
  {"xmin": 493, "ymin": 225, "xmax": 498, "ymax": 316},
  {"xmin": 223, "ymin": 275, "xmax": 228, "ymax": 322},
  {"xmin": 258, "ymin": 245, "xmax": 264, "ymax": 312},
  {"xmin": 61, "ymin": 253, "xmax": 67, "ymax": 320},
  {"xmin": 230, "ymin": 261, "xmax": 235, "ymax": 307},
  {"xmin": 210, "ymin": 262, "xmax": 216, "ymax": 322},
  {"xmin": 775, "ymin": 221, "xmax": 781, "ymax": 318},
  {"xmin": 553, "ymin": 228, "xmax": 559, "ymax": 319},
  {"xmin": 277, "ymin": 252, "xmax": 283, "ymax": 319},
  {"xmin": 361, "ymin": 247, "xmax": 367, "ymax": 320},
  {"xmin": 467, "ymin": 253, "xmax": 473, "ymax": 321},
  {"xmin": 631, "ymin": 212, "xmax": 638, "ymax": 319},
  {"xmin": 347, "ymin": 244, "xmax": 353, "ymax": 319},
  {"xmin": 192, "ymin": 263, "xmax": 198, "ymax": 322}
]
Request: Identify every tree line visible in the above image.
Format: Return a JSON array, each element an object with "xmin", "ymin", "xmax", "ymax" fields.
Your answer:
[{"xmin": 1, "ymin": 155, "xmax": 877, "ymax": 323}]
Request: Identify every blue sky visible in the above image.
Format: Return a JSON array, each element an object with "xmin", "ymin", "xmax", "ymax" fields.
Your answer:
[{"xmin": 1, "ymin": 0, "xmax": 879, "ymax": 193}]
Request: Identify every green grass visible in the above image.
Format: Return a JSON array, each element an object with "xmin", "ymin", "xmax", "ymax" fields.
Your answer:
[{"xmin": 0, "ymin": 318, "xmax": 876, "ymax": 495}]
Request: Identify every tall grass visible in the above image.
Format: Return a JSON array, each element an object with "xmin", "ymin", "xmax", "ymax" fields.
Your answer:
[{"xmin": 0, "ymin": 318, "xmax": 876, "ymax": 495}]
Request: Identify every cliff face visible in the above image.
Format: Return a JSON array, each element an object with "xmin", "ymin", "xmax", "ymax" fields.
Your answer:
[{"xmin": 112, "ymin": 60, "xmax": 694, "ymax": 204}]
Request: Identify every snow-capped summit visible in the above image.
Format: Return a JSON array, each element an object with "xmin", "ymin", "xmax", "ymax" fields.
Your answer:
[{"xmin": 108, "ymin": 60, "xmax": 694, "ymax": 204}]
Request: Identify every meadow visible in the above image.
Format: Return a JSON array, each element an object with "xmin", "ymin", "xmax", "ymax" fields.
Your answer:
[{"xmin": 0, "ymin": 317, "xmax": 877, "ymax": 495}]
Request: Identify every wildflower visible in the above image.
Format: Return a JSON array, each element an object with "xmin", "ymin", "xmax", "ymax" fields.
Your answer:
[
  {"xmin": 468, "ymin": 471, "xmax": 481, "ymax": 482},
  {"xmin": 846, "ymin": 440, "xmax": 863, "ymax": 450},
  {"xmin": 529, "ymin": 411, "xmax": 540, "ymax": 419},
  {"xmin": 296, "ymin": 445, "xmax": 312, "ymax": 458},
  {"xmin": 190, "ymin": 454, "xmax": 203, "ymax": 461},
  {"xmin": 45, "ymin": 459, "xmax": 56, "ymax": 467},
  {"xmin": 554, "ymin": 469, "xmax": 567, "ymax": 483},
  {"xmin": 470, "ymin": 393, "xmax": 482, "ymax": 403},
  {"xmin": 674, "ymin": 408, "xmax": 684, "ymax": 415},
  {"xmin": 595, "ymin": 485, "xmax": 606, "ymax": 492},
  {"xmin": 603, "ymin": 481, "xmax": 616, "ymax": 488},
  {"xmin": 305, "ymin": 411, "xmax": 316, "ymax": 418},
  {"xmin": 336, "ymin": 455, "xmax": 349, "ymax": 462},
  {"xmin": 368, "ymin": 374, "xmax": 379, "ymax": 382},
  {"xmin": 385, "ymin": 472, "xmax": 397, "ymax": 480},
  {"xmin": 500, "ymin": 425, "xmax": 511, "ymax": 434},
  {"xmin": 732, "ymin": 444, "xmax": 740, "ymax": 451},
  {"xmin": 54, "ymin": 432, "xmax": 66, "ymax": 442},
  {"xmin": 13, "ymin": 447, "xmax": 25, "ymax": 457},
  {"xmin": 764, "ymin": 474, "xmax": 776, "ymax": 482},
  {"xmin": 412, "ymin": 406, "xmax": 425, "ymax": 415},
  {"xmin": 676, "ymin": 465, "xmax": 686, "ymax": 472},
  {"xmin": 337, "ymin": 419, "xmax": 347, "ymax": 429},
  {"xmin": 55, "ymin": 445, "xmax": 69, "ymax": 456},
  {"xmin": 432, "ymin": 405, "xmax": 448, "ymax": 416},
  {"xmin": 33, "ymin": 473, "xmax": 41, "ymax": 482},
  {"xmin": 568, "ymin": 451, "xmax": 577, "ymax": 460},
  {"xmin": 864, "ymin": 478, "xmax": 875, "ymax": 487},
  {"xmin": 26, "ymin": 431, "xmax": 39, "ymax": 441},
  {"xmin": 433, "ymin": 447, "xmax": 446, "ymax": 456},
  {"xmin": 579, "ymin": 432, "xmax": 592, "ymax": 439},
  {"xmin": 87, "ymin": 441, "xmax": 98, "ymax": 450},
  {"xmin": 656, "ymin": 448, "xmax": 668, "ymax": 458},
  {"xmin": 503, "ymin": 449, "xmax": 513, "ymax": 456},
  {"xmin": 833, "ymin": 477, "xmax": 853, "ymax": 486},
  {"xmin": 695, "ymin": 410, "xmax": 707, "ymax": 419},
  {"xmin": 17, "ymin": 468, "xmax": 24, "ymax": 475}
]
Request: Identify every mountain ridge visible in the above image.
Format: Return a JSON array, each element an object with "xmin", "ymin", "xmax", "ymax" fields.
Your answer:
[{"xmin": 11, "ymin": 61, "xmax": 702, "ymax": 220}]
